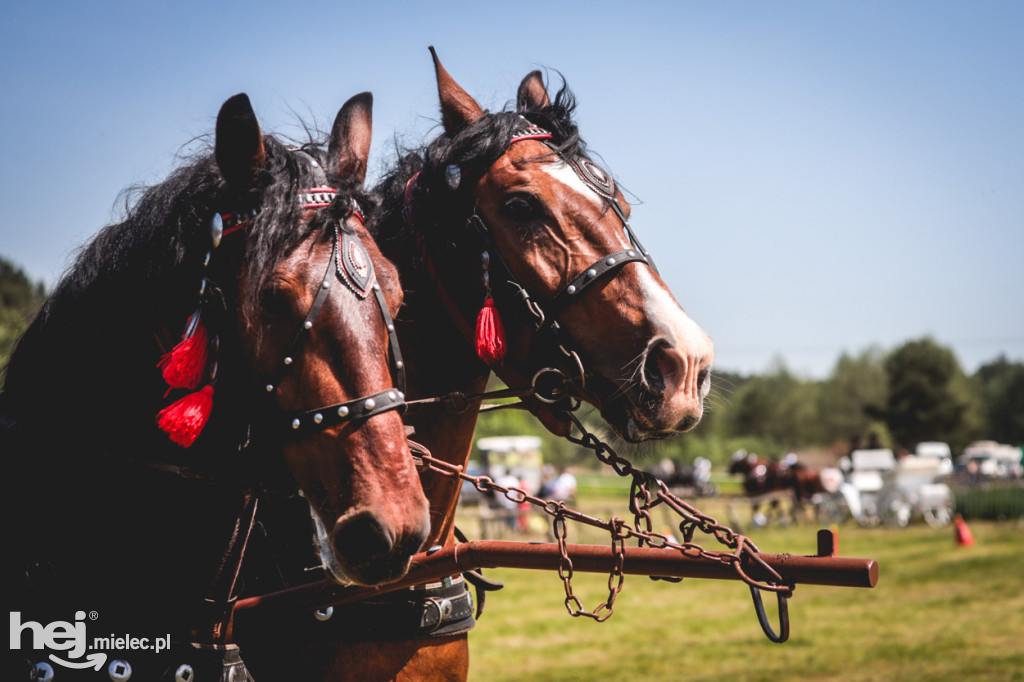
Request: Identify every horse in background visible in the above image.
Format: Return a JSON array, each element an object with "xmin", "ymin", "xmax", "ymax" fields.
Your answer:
[
  {"xmin": 3, "ymin": 92, "xmax": 428, "ymax": 680},
  {"xmin": 729, "ymin": 451, "xmax": 826, "ymax": 527}
]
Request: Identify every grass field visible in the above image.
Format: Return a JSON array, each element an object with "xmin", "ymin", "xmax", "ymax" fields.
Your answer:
[{"xmin": 459, "ymin": 496, "xmax": 1024, "ymax": 682}]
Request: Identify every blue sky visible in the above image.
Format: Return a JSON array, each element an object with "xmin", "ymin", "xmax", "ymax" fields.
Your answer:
[{"xmin": 2, "ymin": 1, "xmax": 1021, "ymax": 378}]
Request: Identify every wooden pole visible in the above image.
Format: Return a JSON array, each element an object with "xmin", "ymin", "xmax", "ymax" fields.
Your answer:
[{"xmin": 234, "ymin": 530, "xmax": 876, "ymax": 619}]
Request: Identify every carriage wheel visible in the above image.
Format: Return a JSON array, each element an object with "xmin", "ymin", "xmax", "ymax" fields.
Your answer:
[
  {"xmin": 816, "ymin": 496, "xmax": 850, "ymax": 525},
  {"xmin": 881, "ymin": 491, "xmax": 912, "ymax": 529},
  {"xmin": 923, "ymin": 498, "xmax": 955, "ymax": 528}
]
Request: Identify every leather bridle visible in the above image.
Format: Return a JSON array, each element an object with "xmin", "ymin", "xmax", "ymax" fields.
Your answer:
[
  {"xmin": 258, "ymin": 210, "xmax": 407, "ymax": 439},
  {"xmin": 405, "ymin": 120, "xmax": 659, "ymax": 406}
]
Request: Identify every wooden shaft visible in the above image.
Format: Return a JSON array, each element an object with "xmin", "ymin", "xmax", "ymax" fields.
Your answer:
[{"xmin": 234, "ymin": 531, "xmax": 877, "ymax": 619}]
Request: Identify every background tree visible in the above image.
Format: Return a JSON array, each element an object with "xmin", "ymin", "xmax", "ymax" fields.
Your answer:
[
  {"xmin": 974, "ymin": 356, "xmax": 1024, "ymax": 445},
  {"xmin": 872, "ymin": 337, "xmax": 977, "ymax": 451},
  {"xmin": 728, "ymin": 358, "xmax": 824, "ymax": 455},
  {"xmin": 817, "ymin": 347, "xmax": 889, "ymax": 448},
  {"xmin": 1, "ymin": 256, "xmax": 47, "ymax": 370}
]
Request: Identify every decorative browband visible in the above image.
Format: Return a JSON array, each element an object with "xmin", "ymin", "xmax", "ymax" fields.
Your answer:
[
  {"xmin": 218, "ymin": 187, "xmax": 363, "ymax": 239},
  {"xmin": 510, "ymin": 126, "xmax": 554, "ymax": 144},
  {"xmin": 297, "ymin": 186, "xmax": 339, "ymax": 209}
]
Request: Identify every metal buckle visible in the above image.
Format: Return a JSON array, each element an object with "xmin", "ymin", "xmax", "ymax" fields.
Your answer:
[{"xmin": 422, "ymin": 597, "xmax": 455, "ymax": 632}]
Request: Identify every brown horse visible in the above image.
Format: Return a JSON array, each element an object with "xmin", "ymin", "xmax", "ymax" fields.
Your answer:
[
  {"xmin": 236, "ymin": 49, "xmax": 716, "ymax": 681},
  {"xmin": 4, "ymin": 92, "xmax": 428, "ymax": 679},
  {"xmin": 729, "ymin": 452, "xmax": 826, "ymax": 525}
]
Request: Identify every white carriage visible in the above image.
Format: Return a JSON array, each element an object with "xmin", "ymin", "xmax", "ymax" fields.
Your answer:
[{"xmin": 818, "ymin": 447, "xmax": 955, "ymax": 528}]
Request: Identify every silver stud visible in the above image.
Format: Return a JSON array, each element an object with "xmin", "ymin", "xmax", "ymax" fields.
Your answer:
[
  {"xmin": 203, "ymin": 251, "xmax": 211, "ymax": 268},
  {"xmin": 284, "ymin": 356, "xmax": 293, "ymax": 365},
  {"xmin": 174, "ymin": 664, "xmax": 195, "ymax": 682},
  {"xmin": 291, "ymin": 418, "xmax": 301, "ymax": 430},
  {"xmin": 314, "ymin": 606, "xmax": 334, "ymax": 621},
  {"xmin": 481, "ymin": 250, "xmax": 490, "ymax": 267},
  {"xmin": 586, "ymin": 268, "xmax": 597, "ymax": 278},
  {"xmin": 395, "ymin": 360, "xmax": 404, "ymax": 369},
  {"xmin": 322, "ymin": 281, "xmax": 330, "ymax": 289},
  {"xmin": 387, "ymin": 323, "xmax": 395, "ymax": 332},
  {"xmin": 606, "ymin": 257, "xmax": 616, "ymax": 266},
  {"xmin": 303, "ymin": 320, "xmax": 313, "ymax": 330},
  {"xmin": 338, "ymin": 406, "xmax": 349, "ymax": 418},
  {"xmin": 108, "ymin": 659, "xmax": 133, "ymax": 681},
  {"xmin": 198, "ymin": 277, "xmax": 207, "ymax": 296},
  {"xmin": 373, "ymin": 283, "xmax": 381, "ymax": 291},
  {"xmin": 567, "ymin": 285, "xmax": 577, "ymax": 295},
  {"xmin": 398, "ymin": 391, "xmax": 405, "ymax": 400},
  {"xmin": 364, "ymin": 398, "xmax": 376, "ymax": 410},
  {"xmin": 266, "ymin": 384, "xmax": 275, "ymax": 392},
  {"xmin": 627, "ymin": 250, "xmax": 636, "ymax": 257},
  {"xmin": 314, "ymin": 413, "xmax": 323, "ymax": 424},
  {"xmin": 210, "ymin": 213, "xmax": 224, "ymax": 249},
  {"xmin": 388, "ymin": 391, "xmax": 398, "ymax": 401}
]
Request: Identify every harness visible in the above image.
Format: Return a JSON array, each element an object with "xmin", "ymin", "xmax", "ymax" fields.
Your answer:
[
  {"xmin": 39, "ymin": 152, "xmax": 413, "ymax": 680},
  {"xmin": 403, "ymin": 121, "xmax": 660, "ymax": 406}
]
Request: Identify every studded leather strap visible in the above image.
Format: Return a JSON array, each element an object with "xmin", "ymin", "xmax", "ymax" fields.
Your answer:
[
  {"xmin": 283, "ymin": 387, "xmax": 406, "ymax": 438},
  {"xmin": 545, "ymin": 248, "xmax": 651, "ymax": 317}
]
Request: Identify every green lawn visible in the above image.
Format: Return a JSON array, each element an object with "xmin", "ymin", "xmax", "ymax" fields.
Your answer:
[{"xmin": 461, "ymin": 498, "xmax": 1024, "ymax": 682}]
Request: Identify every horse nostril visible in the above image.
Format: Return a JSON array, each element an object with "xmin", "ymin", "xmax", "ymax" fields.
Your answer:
[
  {"xmin": 331, "ymin": 511, "xmax": 393, "ymax": 567},
  {"xmin": 697, "ymin": 367, "xmax": 710, "ymax": 395},
  {"xmin": 643, "ymin": 351, "xmax": 666, "ymax": 394},
  {"xmin": 642, "ymin": 338, "xmax": 683, "ymax": 397}
]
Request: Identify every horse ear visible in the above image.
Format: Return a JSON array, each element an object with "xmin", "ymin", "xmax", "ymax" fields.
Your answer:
[
  {"xmin": 517, "ymin": 70, "xmax": 551, "ymax": 111},
  {"xmin": 328, "ymin": 92, "xmax": 373, "ymax": 184},
  {"xmin": 429, "ymin": 46, "xmax": 484, "ymax": 134},
  {"xmin": 215, "ymin": 93, "xmax": 266, "ymax": 191}
]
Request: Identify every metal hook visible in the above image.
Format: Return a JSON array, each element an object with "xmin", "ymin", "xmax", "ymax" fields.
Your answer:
[{"xmin": 748, "ymin": 585, "xmax": 790, "ymax": 643}]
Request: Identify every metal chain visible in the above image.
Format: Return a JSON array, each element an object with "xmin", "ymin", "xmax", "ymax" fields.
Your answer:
[
  {"xmin": 413, "ymin": 409, "xmax": 793, "ymax": 624},
  {"xmin": 560, "ymin": 411, "xmax": 793, "ymax": 596}
]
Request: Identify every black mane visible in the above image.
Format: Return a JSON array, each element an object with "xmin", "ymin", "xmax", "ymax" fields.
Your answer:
[
  {"xmin": 371, "ymin": 81, "xmax": 584, "ymax": 250},
  {"xmin": 2, "ymin": 133, "xmax": 367, "ymax": 450}
]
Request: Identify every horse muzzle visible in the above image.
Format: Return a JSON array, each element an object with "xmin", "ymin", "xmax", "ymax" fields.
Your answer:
[
  {"xmin": 312, "ymin": 504, "xmax": 430, "ymax": 587},
  {"xmin": 596, "ymin": 334, "xmax": 714, "ymax": 443}
]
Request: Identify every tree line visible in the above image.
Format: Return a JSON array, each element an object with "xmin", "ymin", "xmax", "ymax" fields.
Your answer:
[
  {"xmin": 3, "ymin": 255, "xmax": 1021, "ymax": 468},
  {"xmin": 0, "ymin": 257, "xmax": 47, "ymax": 369}
]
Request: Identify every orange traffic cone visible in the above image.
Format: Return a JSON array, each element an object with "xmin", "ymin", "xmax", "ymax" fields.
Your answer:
[{"xmin": 954, "ymin": 514, "xmax": 975, "ymax": 547}]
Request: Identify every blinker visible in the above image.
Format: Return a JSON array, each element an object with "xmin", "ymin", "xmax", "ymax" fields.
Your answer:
[{"xmin": 210, "ymin": 213, "xmax": 224, "ymax": 248}]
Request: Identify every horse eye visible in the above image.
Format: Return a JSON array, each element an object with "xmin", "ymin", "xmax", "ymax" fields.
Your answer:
[
  {"xmin": 502, "ymin": 194, "xmax": 538, "ymax": 220},
  {"xmin": 259, "ymin": 286, "xmax": 293, "ymax": 319}
]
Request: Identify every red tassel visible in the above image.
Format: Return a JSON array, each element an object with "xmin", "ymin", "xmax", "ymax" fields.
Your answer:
[
  {"xmin": 475, "ymin": 298, "xmax": 506, "ymax": 365},
  {"xmin": 158, "ymin": 320, "xmax": 209, "ymax": 390},
  {"xmin": 157, "ymin": 385, "xmax": 214, "ymax": 447}
]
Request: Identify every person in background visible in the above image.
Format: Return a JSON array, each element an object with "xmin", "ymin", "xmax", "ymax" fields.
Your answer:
[{"xmin": 550, "ymin": 467, "xmax": 578, "ymax": 504}]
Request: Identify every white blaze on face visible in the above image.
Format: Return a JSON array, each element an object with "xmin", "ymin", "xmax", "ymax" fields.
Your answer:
[
  {"xmin": 539, "ymin": 160, "xmax": 606, "ymax": 212},
  {"xmin": 541, "ymin": 159, "xmax": 699, "ymax": 351},
  {"xmin": 541, "ymin": 158, "xmax": 712, "ymax": 403},
  {"xmin": 636, "ymin": 267, "xmax": 711, "ymax": 391}
]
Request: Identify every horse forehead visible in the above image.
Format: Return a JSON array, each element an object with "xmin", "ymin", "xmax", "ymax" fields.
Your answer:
[{"xmin": 488, "ymin": 144, "xmax": 606, "ymax": 212}]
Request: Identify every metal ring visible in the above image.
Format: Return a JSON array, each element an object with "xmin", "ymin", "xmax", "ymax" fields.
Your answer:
[
  {"xmin": 749, "ymin": 585, "xmax": 790, "ymax": 643},
  {"xmin": 532, "ymin": 367, "xmax": 570, "ymax": 404},
  {"xmin": 443, "ymin": 392, "xmax": 469, "ymax": 414}
]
